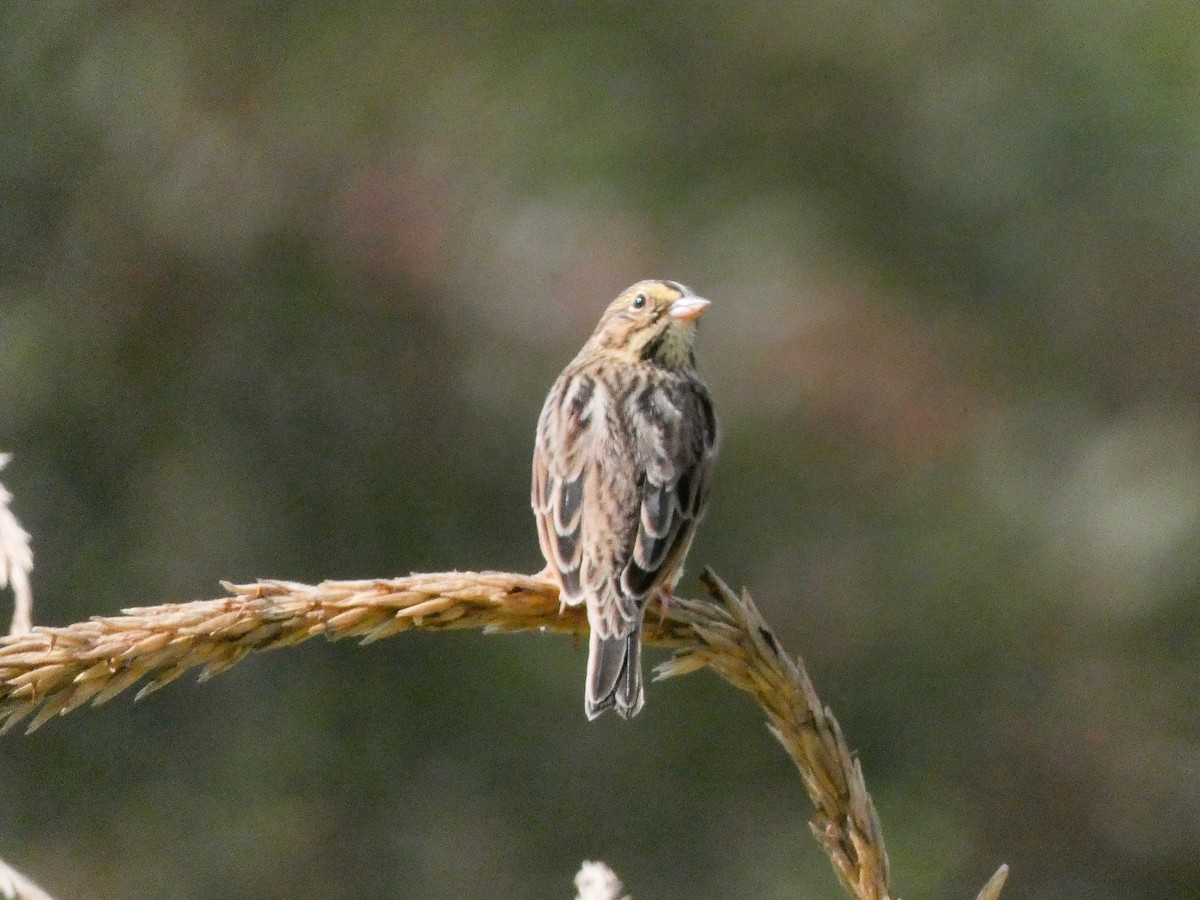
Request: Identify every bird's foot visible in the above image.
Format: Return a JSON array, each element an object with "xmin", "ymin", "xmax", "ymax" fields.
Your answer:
[{"xmin": 531, "ymin": 565, "xmax": 567, "ymax": 613}]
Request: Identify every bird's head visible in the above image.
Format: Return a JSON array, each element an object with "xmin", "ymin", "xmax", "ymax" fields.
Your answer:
[{"xmin": 587, "ymin": 280, "xmax": 711, "ymax": 369}]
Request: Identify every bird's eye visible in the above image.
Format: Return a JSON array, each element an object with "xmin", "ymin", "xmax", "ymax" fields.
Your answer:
[{"xmin": 632, "ymin": 294, "xmax": 647, "ymax": 309}]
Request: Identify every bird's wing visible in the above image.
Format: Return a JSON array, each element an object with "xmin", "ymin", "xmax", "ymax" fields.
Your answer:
[
  {"xmin": 619, "ymin": 376, "xmax": 718, "ymax": 604},
  {"xmin": 532, "ymin": 370, "xmax": 596, "ymax": 604}
]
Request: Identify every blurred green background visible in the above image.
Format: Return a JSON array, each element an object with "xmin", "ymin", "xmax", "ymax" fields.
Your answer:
[{"xmin": 3, "ymin": 2, "xmax": 1199, "ymax": 898}]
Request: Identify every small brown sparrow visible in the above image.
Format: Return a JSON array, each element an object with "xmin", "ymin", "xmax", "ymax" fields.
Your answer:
[{"xmin": 532, "ymin": 280, "xmax": 717, "ymax": 718}]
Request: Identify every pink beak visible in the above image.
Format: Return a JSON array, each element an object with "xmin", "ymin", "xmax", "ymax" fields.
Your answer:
[{"xmin": 668, "ymin": 295, "xmax": 711, "ymax": 322}]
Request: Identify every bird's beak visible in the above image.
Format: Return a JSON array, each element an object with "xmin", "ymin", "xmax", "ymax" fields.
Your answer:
[{"xmin": 668, "ymin": 295, "xmax": 711, "ymax": 322}]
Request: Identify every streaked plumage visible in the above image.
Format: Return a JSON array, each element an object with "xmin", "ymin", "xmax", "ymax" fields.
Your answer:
[{"xmin": 532, "ymin": 280, "xmax": 718, "ymax": 719}]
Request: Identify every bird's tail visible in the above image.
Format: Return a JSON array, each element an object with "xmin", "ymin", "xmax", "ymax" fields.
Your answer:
[{"xmin": 585, "ymin": 626, "xmax": 645, "ymax": 720}]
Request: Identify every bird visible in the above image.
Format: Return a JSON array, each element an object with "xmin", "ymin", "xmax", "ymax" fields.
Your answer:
[{"xmin": 532, "ymin": 279, "xmax": 718, "ymax": 719}]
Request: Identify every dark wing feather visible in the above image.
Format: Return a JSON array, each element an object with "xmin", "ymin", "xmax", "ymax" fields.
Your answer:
[
  {"xmin": 532, "ymin": 371, "xmax": 595, "ymax": 605},
  {"xmin": 619, "ymin": 376, "xmax": 717, "ymax": 602},
  {"xmin": 621, "ymin": 480, "xmax": 684, "ymax": 596}
]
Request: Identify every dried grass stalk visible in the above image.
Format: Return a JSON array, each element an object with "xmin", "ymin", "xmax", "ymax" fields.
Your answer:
[
  {"xmin": 974, "ymin": 864, "xmax": 1009, "ymax": 900},
  {"xmin": 0, "ymin": 568, "xmax": 1006, "ymax": 899},
  {"xmin": 657, "ymin": 570, "xmax": 894, "ymax": 898}
]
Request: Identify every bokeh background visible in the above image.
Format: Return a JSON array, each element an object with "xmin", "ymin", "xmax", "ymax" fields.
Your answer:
[{"xmin": 3, "ymin": 3, "xmax": 1199, "ymax": 898}]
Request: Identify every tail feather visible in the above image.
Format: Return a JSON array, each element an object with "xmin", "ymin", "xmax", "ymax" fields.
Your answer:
[{"xmin": 585, "ymin": 627, "xmax": 645, "ymax": 720}]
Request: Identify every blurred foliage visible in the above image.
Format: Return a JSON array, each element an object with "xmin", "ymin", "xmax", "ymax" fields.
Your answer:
[{"xmin": 2, "ymin": 2, "xmax": 1199, "ymax": 898}]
